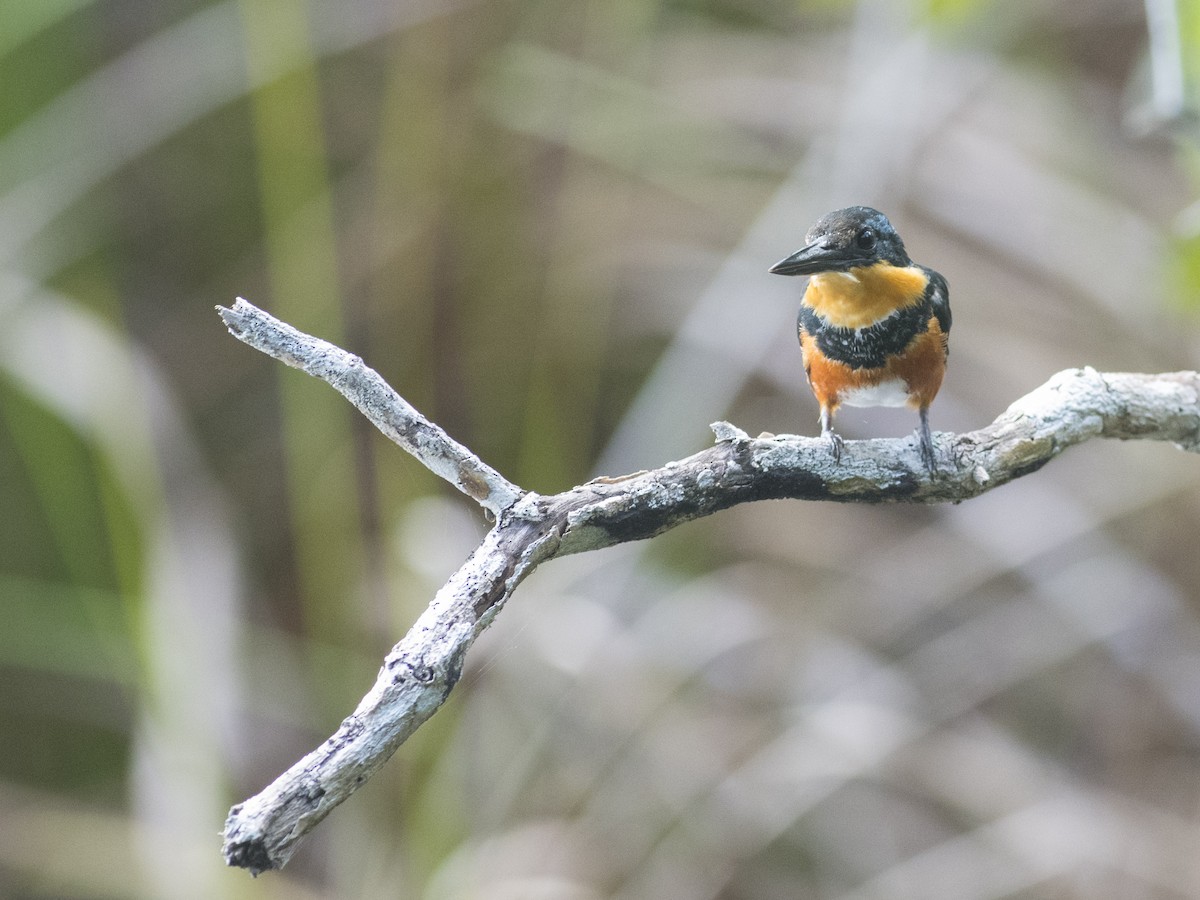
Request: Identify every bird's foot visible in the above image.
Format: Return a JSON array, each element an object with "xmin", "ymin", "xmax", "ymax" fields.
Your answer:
[
  {"xmin": 917, "ymin": 427, "xmax": 937, "ymax": 476},
  {"xmin": 823, "ymin": 429, "xmax": 844, "ymax": 464},
  {"xmin": 915, "ymin": 407, "xmax": 940, "ymax": 476}
]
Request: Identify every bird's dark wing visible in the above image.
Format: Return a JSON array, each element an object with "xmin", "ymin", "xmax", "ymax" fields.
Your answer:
[{"xmin": 922, "ymin": 267, "xmax": 951, "ymax": 336}]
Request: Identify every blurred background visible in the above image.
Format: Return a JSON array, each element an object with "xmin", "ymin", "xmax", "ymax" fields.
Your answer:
[{"xmin": 4, "ymin": 0, "xmax": 1200, "ymax": 897}]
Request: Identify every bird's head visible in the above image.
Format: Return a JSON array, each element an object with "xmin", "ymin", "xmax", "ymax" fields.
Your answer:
[{"xmin": 769, "ymin": 206, "xmax": 910, "ymax": 276}]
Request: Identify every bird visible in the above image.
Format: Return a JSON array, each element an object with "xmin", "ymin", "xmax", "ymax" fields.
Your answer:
[{"xmin": 769, "ymin": 206, "xmax": 950, "ymax": 473}]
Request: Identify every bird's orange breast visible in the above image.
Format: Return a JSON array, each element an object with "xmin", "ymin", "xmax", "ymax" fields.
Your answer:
[{"xmin": 801, "ymin": 317, "xmax": 947, "ymax": 412}]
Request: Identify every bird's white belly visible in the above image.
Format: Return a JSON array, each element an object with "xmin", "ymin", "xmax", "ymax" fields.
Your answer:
[{"xmin": 840, "ymin": 378, "xmax": 910, "ymax": 408}]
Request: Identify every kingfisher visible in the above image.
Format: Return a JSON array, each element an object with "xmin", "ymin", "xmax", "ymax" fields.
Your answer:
[{"xmin": 769, "ymin": 206, "xmax": 951, "ymax": 473}]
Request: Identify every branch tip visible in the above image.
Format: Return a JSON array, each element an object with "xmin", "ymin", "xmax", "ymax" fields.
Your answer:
[
  {"xmin": 217, "ymin": 297, "xmax": 525, "ymax": 515},
  {"xmin": 711, "ymin": 421, "xmax": 749, "ymax": 443}
]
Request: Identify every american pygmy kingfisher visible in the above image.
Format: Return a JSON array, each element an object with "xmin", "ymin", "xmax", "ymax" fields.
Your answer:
[{"xmin": 769, "ymin": 206, "xmax": 951, "ymax": 473}]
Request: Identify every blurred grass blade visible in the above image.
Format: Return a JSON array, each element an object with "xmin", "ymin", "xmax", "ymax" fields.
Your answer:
[
  {"xmin": 0, "ymin": 275, "xmax": 241, "ymax": 897},
  {"xmin": 0, "ymin": 0, "xmax": 94, "ymax": 58}
]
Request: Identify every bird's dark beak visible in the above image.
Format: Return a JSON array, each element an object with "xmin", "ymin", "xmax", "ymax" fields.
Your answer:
[{"xmin": 768, "ymin": 241, "xmax": 842, "ymax": 276}]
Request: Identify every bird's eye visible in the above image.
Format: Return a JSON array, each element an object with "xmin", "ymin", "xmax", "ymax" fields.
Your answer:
[{"xmin": 856, "ymin": 228, "xmax": 876, "ymax": 251}]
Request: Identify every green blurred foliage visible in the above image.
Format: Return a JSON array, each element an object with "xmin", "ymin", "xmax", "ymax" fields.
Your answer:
[{"xmin": 915, "ymin": 0, "xmax": 992, "ymax": 26}]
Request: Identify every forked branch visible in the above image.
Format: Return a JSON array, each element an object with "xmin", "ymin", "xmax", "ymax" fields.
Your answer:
[{"xmin": 217, "ymin": 298, "xmax": 1200, "ymax": 874}]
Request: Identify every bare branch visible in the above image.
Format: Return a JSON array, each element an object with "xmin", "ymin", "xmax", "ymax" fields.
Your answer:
[
  {"xmin": 223, "ymin": 508, "xmax": 559, "ymax": 873},
  {"xmin": 218, "ymin": 302, "xmax": 1200, "ymax": 874},
  {"xmin": 217, "ymin": 298, "xmax": 524, "ymax": 516}
]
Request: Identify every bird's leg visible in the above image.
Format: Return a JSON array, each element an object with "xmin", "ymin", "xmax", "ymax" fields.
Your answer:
[
  {"xmin": 917, "ymin": 406, "xmax": 937, "ymax": 474},
  {"xmin": 820, "ymin": 406, "xmax": 844, "ymax": 463}
]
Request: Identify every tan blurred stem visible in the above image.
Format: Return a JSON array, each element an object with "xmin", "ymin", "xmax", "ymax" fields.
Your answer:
[{"xmin": 217, "ymin": 299, "xmax": 1200, "ymax": 873}]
